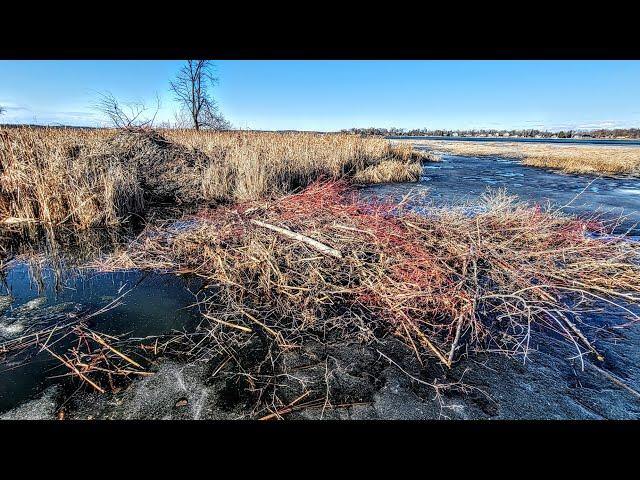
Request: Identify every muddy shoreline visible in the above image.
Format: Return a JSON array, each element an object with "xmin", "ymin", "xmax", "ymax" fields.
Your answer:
[{"xmin": 4, "ymin": 317, "xmax": 640, "ymax": 420}]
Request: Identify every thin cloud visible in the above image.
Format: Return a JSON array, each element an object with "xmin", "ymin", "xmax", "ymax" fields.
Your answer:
[
  {"xmin": 0, "ymin": 107, "xmax": 100, "ymax": 126},
  {"xmin": 0, "ymin": 100, "xmax": 35, "ymax": 123},
  {"xmin": 0, "ymin": 100, "xmax": 32, "ymax": 113},
  {"xmin": 576, "ymin": 121, "xmax": 619, "ymax": 130}
]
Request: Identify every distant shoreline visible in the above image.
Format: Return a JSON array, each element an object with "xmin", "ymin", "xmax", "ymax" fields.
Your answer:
[
  {"xmin": 0, "ymin": 124, "xmax": 331, "ymax": 134},
  {"xmin": 386, "ymin": 135, "xmax": 640, "ymax": 146},
  {"xmin": 2, "ymin": 124, "xmax": 640, "ymax": 142}
]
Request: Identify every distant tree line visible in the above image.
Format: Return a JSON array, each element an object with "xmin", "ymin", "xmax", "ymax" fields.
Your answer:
[
  {"xmin": 588, "ymin": 128, "xmax": 640, "ymax": 139},
  {"xmin": 341, "ymin": 127, "xmax": 640, "ymax": 139}
]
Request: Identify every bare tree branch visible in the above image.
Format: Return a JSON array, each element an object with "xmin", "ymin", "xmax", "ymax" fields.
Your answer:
[{"xmin": 91, "ymin": 91, "xmax": 161, "ymax": 129}]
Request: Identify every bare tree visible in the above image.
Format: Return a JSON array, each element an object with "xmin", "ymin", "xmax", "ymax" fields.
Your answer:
[
  {"xmin": 92, "ymin": 91, "xmax": 161, "ymax": 129},
  {"xmin": 170, "ymin": 60, "xmax": 230, "ymax": 130},
  {"xmin": 0, "ymin": 105, "xmax": 5, "ymax": 116}
]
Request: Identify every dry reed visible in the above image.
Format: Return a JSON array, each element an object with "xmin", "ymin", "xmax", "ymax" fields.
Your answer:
[
  {"xmin": 0, "ymin": 127, "xmax": 425, "ymax": 235},
  {"xmin": 403, "ymin": 139, "xmax": 640, "ymax": 176},
  {"xmin": 0, "ymin": 127, "xmax": 142, "ymax": 234}
]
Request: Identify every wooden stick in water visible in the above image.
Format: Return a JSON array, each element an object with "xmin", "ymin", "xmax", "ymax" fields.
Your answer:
[
  {"xmin": 90, "ymin": 332, "xmax": 144, "ymax": 370},
  {"xmin": 43, "ymin": 345, "xmax": 106, "ymax": 394}
]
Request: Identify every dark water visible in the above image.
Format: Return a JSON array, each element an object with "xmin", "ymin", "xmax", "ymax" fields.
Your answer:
[
  {"xmin": 361, "ymin": 153, "xmax": 640, "ymax": 236},
  {"xmin": 386, "ymin": 135, "xmax": 640, "ymax": 146},
  {"xmin": 0, "ymin": 262, "xmax": 203, "ymax": 413}
]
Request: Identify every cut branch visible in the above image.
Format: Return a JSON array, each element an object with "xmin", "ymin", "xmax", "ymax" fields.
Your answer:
[{"xmin": 250, "ymin": 219, "xmax": 343, "ymax": 259}]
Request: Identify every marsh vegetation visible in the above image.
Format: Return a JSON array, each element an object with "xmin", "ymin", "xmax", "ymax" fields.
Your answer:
[
  {"xmin": 1, "ymin": 126, "xmax": 640, "ymax": 419},
  {"xmin": 406, "ymin": 139, "xmax": 640, "ymax": 176},
  {"xmin": 0, "ymin": 127, "xmax": 422, "ymax": 235}
]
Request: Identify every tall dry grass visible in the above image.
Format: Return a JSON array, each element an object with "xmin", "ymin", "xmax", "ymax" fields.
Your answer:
[
  {"xmin": 0, "ymin": 127, "xmax": 423, "ymax": 233},
  {"xmin": 0, "ymin": 128, "xmax": 142, "ymax": 234},
  {"xmin": 405, "ymin": 139, "xmax": 640, "ymax": 176},
  {"xmin": 164, "ymin": 129, "xmax": 424, "ymax": 201}
]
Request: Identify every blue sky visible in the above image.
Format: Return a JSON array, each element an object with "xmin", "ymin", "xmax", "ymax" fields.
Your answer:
[{"xmin": 1, "ymin": 60, "xmax": 639, "ymax": 131}]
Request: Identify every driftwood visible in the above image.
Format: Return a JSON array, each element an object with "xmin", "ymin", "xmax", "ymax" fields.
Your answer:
[
  {"xmin": 1, "ymin": 217, "xmax": 39, "ymax": 225},
  {"xmin": 250, "ymin": 219, "xmax": 343, "ymax": 259}
]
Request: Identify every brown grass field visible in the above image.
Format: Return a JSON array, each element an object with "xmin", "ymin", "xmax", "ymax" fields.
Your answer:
[{"xmin": 402, "ymin": 139, "xmax": 640, "ymax": 176}]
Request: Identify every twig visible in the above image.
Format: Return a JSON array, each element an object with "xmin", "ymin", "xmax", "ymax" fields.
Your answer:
[
  {"xmin": 239, "ymin": 308, "xmax": 279, "ymax": 338},
  {"xmin": 203, "ymin": 313, "xmax": 253, "ymax": 333},
  {"xmin": 448, "ymin": 315, "xmax": 465, "ymax": 364},
  {"xmin": 376, "ymin": 349, "xmax": 438, "ymax": 389},
  {"xmin": 90, "ymin": 331, "xmax": 144, "ymax": 370},
  {"xmin": 42, "ymin": 345, "xmax": 105, "ymax": 394},
  {"xmin": 259, "ymin": 390, "xmax": 312, "ymax": 420},
  {"xmin": 590, "ymin": 363, "xmax": 640, "ymax": 400}
]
